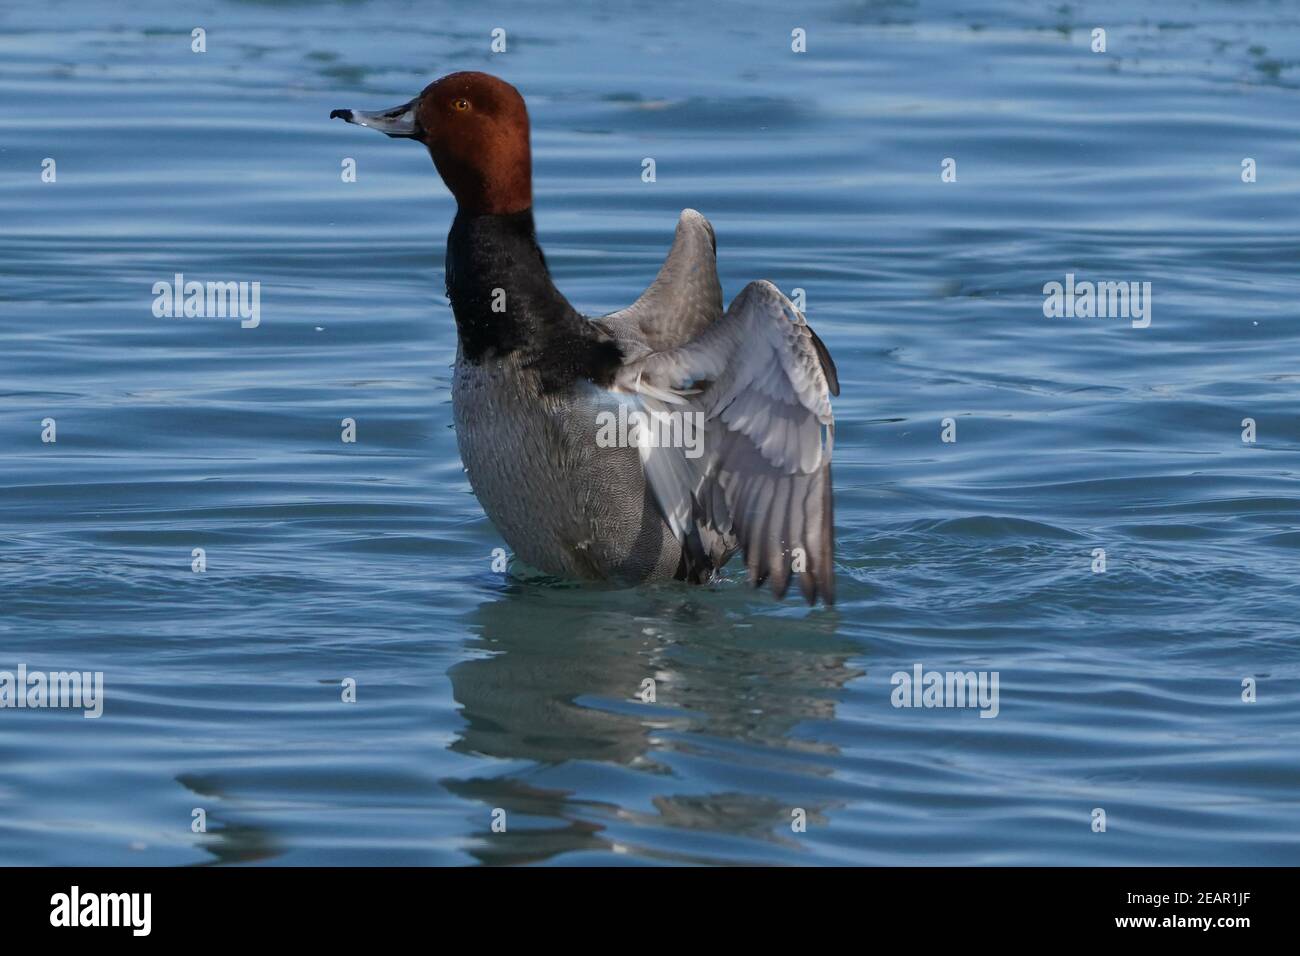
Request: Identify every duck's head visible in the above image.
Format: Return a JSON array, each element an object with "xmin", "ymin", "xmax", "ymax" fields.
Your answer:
[{"xmin": 331, "ymin": 71, "xmax": 531, "ymax": 216}]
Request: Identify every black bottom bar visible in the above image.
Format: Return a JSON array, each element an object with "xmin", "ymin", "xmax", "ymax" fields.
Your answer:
[{"xmin": 0, "ymin": 866, "xmax": 1285, "ymax": 941}]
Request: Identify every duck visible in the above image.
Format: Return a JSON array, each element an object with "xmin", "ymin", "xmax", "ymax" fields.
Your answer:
[{"xmin": 331, "ymin": 71, "xmax": 839, "ymax": 604}]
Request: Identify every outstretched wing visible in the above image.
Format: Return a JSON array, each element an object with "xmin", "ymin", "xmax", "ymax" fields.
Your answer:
[
  {"xmin": 595, "ymin": 209, "xmax": 723, "ymax": 355},
  {"xmin": 615, "ymin": 280, "xmax": 839, "ymax": 604}
]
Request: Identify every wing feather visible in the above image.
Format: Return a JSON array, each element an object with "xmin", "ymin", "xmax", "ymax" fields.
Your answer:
[
  {"xmin": 616, "ymin": 280, "xmax": 837, "ymax": 604},
  {"xmin": 596, "ymin": 209, "xmax": 722, "ymax": 354}
]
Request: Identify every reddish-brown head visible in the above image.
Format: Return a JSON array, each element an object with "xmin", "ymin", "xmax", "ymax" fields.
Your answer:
[{"xmin": 332, "ymin": 71, "xmax": 532, "ymax": 215}]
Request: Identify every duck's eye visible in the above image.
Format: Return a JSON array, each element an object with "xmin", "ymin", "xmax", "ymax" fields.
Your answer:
[{"xmin": 452, "ymin": 98, "xmax": 471, "ymax": 111}]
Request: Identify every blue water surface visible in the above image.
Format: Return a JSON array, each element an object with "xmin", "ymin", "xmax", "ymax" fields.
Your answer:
[{"xmin": 1, "ymin": 0, "xmax": 1299, "ymax": 865}]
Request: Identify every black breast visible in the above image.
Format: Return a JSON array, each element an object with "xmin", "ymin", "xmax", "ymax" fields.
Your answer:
[{"xmin": 445, "ymin": 210, "xmax": 622, "ymax": 393}]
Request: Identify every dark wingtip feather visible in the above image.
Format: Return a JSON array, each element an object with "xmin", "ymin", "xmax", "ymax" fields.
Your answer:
[
  {"xmin": 807, "ymin": 325, "xmax": 839, "ymax": 397},
  {"xmin": 770, "ymin": 554, "xmax": 792, "ymax": 600},
  {"xmin": 818, "ymin": 465, "xmax": 836, "ymax": 604},
  {"xmin": 818, "ymin": 568, "xmax": 836, "ymax": 605}
]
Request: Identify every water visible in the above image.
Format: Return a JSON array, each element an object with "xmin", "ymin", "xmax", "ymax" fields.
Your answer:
[{"xmin": 2, "ymin": 0, "xmax": 1299, "ymax": 866}]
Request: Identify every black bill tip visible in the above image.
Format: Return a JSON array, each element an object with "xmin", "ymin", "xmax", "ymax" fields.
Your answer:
[{"xmin": 330, "ymin": 109, "xmax": 353, "ymax": 121}]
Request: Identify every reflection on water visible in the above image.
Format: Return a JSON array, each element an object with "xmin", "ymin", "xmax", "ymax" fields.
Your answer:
[
  {"xmin": 177, "ymin": 774, "xmax": 282, "ymax": 866},
  {"xmin": 443, "ymin": 583, "xmax": 860, "ymax": 864}
]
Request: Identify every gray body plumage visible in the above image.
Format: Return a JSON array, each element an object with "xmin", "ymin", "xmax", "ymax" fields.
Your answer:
[{"xmin": 452, "ymin": 352, "xmax": 682, "ymax": 582}]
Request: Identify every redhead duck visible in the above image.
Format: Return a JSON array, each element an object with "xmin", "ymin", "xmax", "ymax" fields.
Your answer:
[{"xmin": 332, "ymin": 72, "xmax": 839, "ymax": 603}]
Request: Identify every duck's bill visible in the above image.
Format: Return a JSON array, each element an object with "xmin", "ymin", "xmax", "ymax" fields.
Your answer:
[{"xmin": 330, "ymin": 100, "xmax": 418, "ymax": 138}]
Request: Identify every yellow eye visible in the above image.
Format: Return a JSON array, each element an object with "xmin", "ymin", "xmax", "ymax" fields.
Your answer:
[{"xmin": 452, "ymin": 98, "xmax": 470, "ymax": 111}]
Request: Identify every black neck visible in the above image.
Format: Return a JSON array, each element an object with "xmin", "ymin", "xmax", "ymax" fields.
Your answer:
[{"xmin": 444, "ymin": 208, "xmax": 622, "ymax": 391}]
